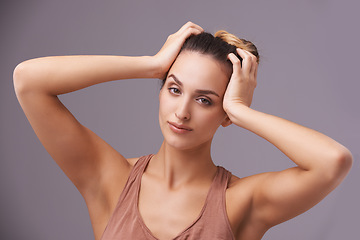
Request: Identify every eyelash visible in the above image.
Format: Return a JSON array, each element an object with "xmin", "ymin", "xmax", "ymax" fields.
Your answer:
[
  {"xmin": 167, "ymin": 87, "xmax": 212, "ymax": 106},
  {"xmin": 168, "ymin": 87, "xmax": 181, "ymax": 95},
  {"xmin": 197, "ymin": 97, "xmax": 212, "ymax": 105}
]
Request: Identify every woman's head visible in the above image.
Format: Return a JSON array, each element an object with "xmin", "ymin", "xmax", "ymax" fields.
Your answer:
[{"xmin": 158, "ymin": 31, "xmax": 259, "ymax": 150}]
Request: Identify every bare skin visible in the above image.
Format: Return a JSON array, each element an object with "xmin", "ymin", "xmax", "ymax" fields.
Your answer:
[{"xmin": 14, "ymin": 22, "xmax": 352, "ymax": 240}]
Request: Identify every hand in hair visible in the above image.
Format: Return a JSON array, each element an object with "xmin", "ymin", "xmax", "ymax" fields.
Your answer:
[
  {"xmin": 223, "ymin": 48, "xmax": 258, "ymax": 113},
  {"xmin": 153, "ymin": 21, "xmax": 203, "ymax": 79}
]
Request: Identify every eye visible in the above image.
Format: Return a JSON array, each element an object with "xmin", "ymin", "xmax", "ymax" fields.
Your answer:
[
  {"xmin": 197, "ymin": 97, "xmax": 212, "ymax": 106},
  {"xmin": 168, "ymin": 87, "xmax": 181, "ymax": 95}
]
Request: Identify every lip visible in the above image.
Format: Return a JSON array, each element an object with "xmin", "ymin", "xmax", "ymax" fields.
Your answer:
[{"xmin": 168, "ymin": 121, "xmax": 193, "ymax": 133}]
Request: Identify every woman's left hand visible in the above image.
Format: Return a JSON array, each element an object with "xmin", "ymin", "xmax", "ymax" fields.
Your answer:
[{"xmin": 223, "ymin": 48, "xmax": 258, "ymax": 114}]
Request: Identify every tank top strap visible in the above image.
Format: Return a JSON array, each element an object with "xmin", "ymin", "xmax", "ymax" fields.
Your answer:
[
  {"xmin": 100, "ymin": 154, "xmax": 154, "ymax": 240},
  {"xmin": 192, "ymin": 166, "xmax": 235, "ymax": 240},
  {"xmin": 205, "ymin": 166, "xmax": 232, "ymax": 208},
  {"xmin": 127, "ymin": 154, "xmax": 154, "ymax": 184}
]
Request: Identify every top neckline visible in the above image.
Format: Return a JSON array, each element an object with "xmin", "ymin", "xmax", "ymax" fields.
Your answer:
[{"xmin": 134, "ymin": 154, "xmax": 221, "ymax": 240}]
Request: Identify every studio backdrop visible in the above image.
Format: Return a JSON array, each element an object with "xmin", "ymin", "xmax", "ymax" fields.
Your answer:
[{"xmin": 1, "ymin": 0, "xmax": 359, "ymax": 239}]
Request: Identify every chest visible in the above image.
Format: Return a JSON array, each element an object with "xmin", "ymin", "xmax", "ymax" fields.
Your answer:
[{"xmin": 138, "ymin": 176, "xmax": 210, "ymax": 239}]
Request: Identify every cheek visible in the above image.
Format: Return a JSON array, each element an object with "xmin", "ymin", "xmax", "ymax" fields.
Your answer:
[
  {"xmin": 158, "ymin": 97, "xmax": 166, "ymax": 122},
  {"xmin": 194, "ymin": 108, "xmax": 226, "ymax": 132},
  {"xmin": 158, "ymin": 91, "xmax": 174, "ymax": 120}
]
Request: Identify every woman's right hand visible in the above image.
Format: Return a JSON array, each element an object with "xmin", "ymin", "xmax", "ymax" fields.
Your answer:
[{"xmin": 153, "ymin": 21, "xmax": 203, "ymax": 79}]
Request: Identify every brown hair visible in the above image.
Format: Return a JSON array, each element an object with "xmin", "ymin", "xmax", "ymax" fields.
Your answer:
[
  {"xmin": 161, "ymin": 30, "xmax": 259, "ymax": 87},
  {"xmin": 214, "ymin": 30, "xmax": 259, "ymax": 63}
]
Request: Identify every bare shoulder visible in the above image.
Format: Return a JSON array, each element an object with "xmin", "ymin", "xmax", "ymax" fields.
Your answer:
[
  {"xmin": 126, "ymin": 157, "xmax": 141, "ymax": 167},
  {"xmin": 227, "ymin": 171, "xmax": 271, "ymax": 194}
]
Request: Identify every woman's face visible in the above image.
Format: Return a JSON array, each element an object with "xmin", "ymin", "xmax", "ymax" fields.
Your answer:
[{"xmin": 159, "ymin": 51, "xmax": 231, "ymax": 151}]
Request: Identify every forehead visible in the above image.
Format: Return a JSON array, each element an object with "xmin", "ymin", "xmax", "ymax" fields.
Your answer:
[{"xmin": 168, "ymin": 51, "xmax": 229, "ymax": 91}]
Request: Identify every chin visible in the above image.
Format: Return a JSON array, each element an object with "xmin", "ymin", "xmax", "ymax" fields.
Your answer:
[
  {"xmin": 162, "ymin": 134, "xmax": 191, "ymax": 150},
  {"xmin": 159, "ymin": 120, "xmax": 213, "ymax": 151},
  {"xmin": 163, "ymin": 133, "xmax": 212, "ymax": 152},
  {"xmin": 167, "ymin": 141, "xmax": 196, "ymax": 151}
]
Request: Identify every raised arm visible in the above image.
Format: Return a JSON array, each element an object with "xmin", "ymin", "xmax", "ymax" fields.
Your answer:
[
  {"xmin": 224, "ymin": 48, "xmax": 353, "ymax": 228},
  {"xmin": 13, "ymin": 21, "xmax": 203, "ymax": 239},
  {"xmin": 14, "ymin": 55, "xmax": 159, "ymax": 191}
]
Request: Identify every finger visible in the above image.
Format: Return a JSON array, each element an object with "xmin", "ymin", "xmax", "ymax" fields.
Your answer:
[
  {"xmin": 254, "ymin": 61, "xmax": 258, "ymax": 80},
  {"xmin": 177, "ymin": 21, "xmax": 204, "ymax": 35},
  {"xmin": 177, "ymin": 22, "xmax": 192, "ymax": 34},
  {"xmin": 241, "ymin": 50, "xmax": 258, "ymax": 86},
  {"xmin": 245, "ymin": 50, "xmax": 258, "ymax": 76},
  {"xmin": 182, "ymin": 27, "xmax": 203, "ymax": 39},
  {"xmin": 238, "ymin": 48, "xmax": 259, "ymax": 78},
  {"xmin": 244, "ymin": 51, "xmax": 258, "ymax": 86},
  {"xmin": 185, "ymin": 21, "xmax": 204, "ymax": 32},
  {"xmin": 248, "ymin": 57, "xmax": 257, "ymax": 77},
  {"xmin": 188, "ymin": 22, "xmax": 204, "ymax": 33},
  {"xmin": 236, "ymin": 48, "xmax": 252, "ymax": 73},
  {"xmin": 227, "ymin": 52, "xmax": 243, "ymax": 75},
  {"xmin": 251, "ymin": 60, "xmax": 258, "ymax": 79}
]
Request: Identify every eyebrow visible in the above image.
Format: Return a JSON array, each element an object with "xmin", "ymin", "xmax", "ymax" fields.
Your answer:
[{"xmin": 168, "ymin": 74, "xmax": 220, "ymax": 97}]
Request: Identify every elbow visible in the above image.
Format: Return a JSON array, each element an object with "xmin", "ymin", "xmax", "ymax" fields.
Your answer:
[
  {"xmin": 326, "ymin": 146, "xmax": 353, "ymax": 184},
  {"xmin": 13, "ymin": 60, "xmax": 39, "ymax": 96},
  {"xmin": 13, "ymin": 61, "xmax": 31, "ymax": 95},
  {"xmin": 335, "ymin": 146, "xmax": 353, "ymax": 173}
]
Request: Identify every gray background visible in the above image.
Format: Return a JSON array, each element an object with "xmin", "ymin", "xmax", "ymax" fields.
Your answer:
[{"xmin": 1, "ymin": 0, "xmax": 359, "ymax": 239}]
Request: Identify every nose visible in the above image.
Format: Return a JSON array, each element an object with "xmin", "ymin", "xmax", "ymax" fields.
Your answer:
[{"xmin": 175, "ymin": 98, "xmax": 191, "ymax": 121}]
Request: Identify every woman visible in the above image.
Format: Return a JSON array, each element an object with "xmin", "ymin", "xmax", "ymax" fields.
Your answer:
[{"xmin": 13, "ymin": 22, "xmax": 352, "ymax": 240}]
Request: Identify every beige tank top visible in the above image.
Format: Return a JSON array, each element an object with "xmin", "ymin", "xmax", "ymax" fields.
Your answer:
[{"xmin": 100, "ymin": 154, "xmax": 235, "ymax": 240}]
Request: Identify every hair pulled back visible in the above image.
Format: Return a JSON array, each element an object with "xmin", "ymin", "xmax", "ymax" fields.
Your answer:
[
  {"xmin": 213, "ymin": 30, "xmax": 259, "ymax": 63},
  {"xmin": 161, "ymin": 30, "xmax": 259, "ymax": 87}
]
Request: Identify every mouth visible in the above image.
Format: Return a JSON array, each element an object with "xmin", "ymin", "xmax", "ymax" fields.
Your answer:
[{"xmin": 168, "ymin": 121, "xmax": 193, "ymax": 133}]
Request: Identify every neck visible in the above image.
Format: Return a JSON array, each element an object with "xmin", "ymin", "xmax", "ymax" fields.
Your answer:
[{"xmin": 148, "ymin": 141, "xmax": 217, "ymax": 189}]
